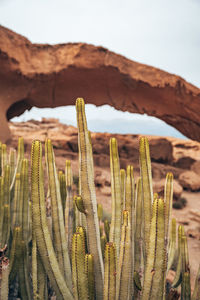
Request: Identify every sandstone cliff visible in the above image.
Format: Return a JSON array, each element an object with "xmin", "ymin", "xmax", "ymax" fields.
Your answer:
[{"xmin": 1, "ymin": 25, "xmax": 200, "ymax": 142}]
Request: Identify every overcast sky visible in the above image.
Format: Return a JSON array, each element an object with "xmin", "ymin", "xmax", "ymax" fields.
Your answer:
[{"xmin": 0, "ymin": 0, "xmax": 199, "ymax": 138}]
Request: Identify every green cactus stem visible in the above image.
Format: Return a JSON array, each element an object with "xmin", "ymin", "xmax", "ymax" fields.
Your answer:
[
  {"xmin": 104, "ymin": 243, "xmax": 116, "ymax": 300},
  {"xmin": 109, "ymin": 137, "xmax": 122, "ymax": 259},
  {"xmin": 18, "ymin": 241, "xmax": 32, "ymax": 300},
  {"xmin": 181, "ymin": 272, "xmax": 191, "ymax": 300},
  {"xmin": 74, "ymin": 195, "xmax": 87, "ymax": 214},
  {"xmin": 10, "ymin": 137, "xmax": 24, "ymax": 190},
  {"xmin": 164, "ymin": 173, "xmax": 173, "ymax": 244},
  {"xmin": 172, "ymin": 225, "xmax": 185, "ymax": 288},
  {"xmin": 76, "ymin": 226, "xmax": 87, "ymax": 254},
  {"xmin": 59, "ymin": 171, "xmax": 67, "ymax": 214},
  {"xmin": 65, "ymin": 160, "xmax": 74, "ymax": 252},
  {"xmin": 139, "ymin": 137, "xmax": 153, "ymax": 263},
  {"xmin": 104, "ymin": 220, "xmax": 110, "ymax": 242},
  {"xmin": 11, "ymin": 173, "xmax": 21, "ymax": 230},
  {"xmin": 141, "ymin": 198, "xmax": 166, "ymax": 300},
  {"xmin": 167, "ymin": 218, "xmax": 177, "ymax": 272},
  {"xmin": 76, "ymin": 98, "xmax": 104, "ymax": 299},
  {"xmin": 9, "ymin": 148, "xmax": 16, "ymax": 183},
  {"xmin": 101, "ymin": 236, "xmax": 106, "ymax": 259},
  {"xmin": 72, "ymin": 232, "xmax": 89, "ymax": 300},
  {"xmin": 134, "ymin": 177, "xmax": 143, "ymax": 291},
  {"xmin": 85, "ymin": 254, "xmax": 95, "ymax": 300},
  {"xmin": 9, "ymin": 226, "xmax": 22, "ymax": 283},
  {"xmin": 97, "ymin": 203, "xmax": 103, "ymax": 222},
  {"xmin": 31, "ymin": 140, "xmax": 73, "ymax": 299},
  {"xmin": 0, "ymin": 177, "xmax": 4, "ymax": 245},
  {"xmin": 116, "ymin": 210, "xmax": 132, "ymax": 300},
  {"xmin": 1, "ymin": 144, "xmax": 7, "ymax": 176},
  {"xmin": 120, "ymin": 169, "xmax": 126, "ymax": 211},
  {"xmin": 45, "ymin": 139, "xmax": 72, "ymax": 286},
  {"xmin": 124, "ymin": 165, "xmax": 135, "ymax": 296},
  {"xmin": 20, "ymin": 159, "xmax": 29, "ymax": 243}
]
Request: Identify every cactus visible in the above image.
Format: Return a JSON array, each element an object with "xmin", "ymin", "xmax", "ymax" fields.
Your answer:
[
  {"xmin": 109, "ymin": 138, "xmax": 122, "ymax": 259},
  {"xmin": 76, "ymin": 98, "xmax": 104, "ymax": 299},
  {"xmin": 0, "ymin": 99, "xmax": 198, "ymax": 299},
  {"xmin": 85, "ymin": 254, "xmax": 95, "ymax": 300},
  {"xmin": 31, "ymin": 140, "xmax": 73, "ymax": 299},
  {"xmin": 139, "ymin": 137, "xmax": 153, "ymax": 263},
  {"xmin": 45, "ymin": 139, "xmax": 72, "ymax": 286},
  {"xmin": 72, "ymin": 232, "xmax": 89, "ymax": 300},
  {"xmin": 142, "ymin": 198, "xmax": 165, "ymax": 300},
  {"xmin": 116, "ymin": 210, "xmax": 132, "ymax": 300},
  {"xmin": 104, "ymin": 243, "xmax": 116, "ymax": 300},
  {"xmin": 65, "ymin": 160, "xmax": 74, "ymax": 252}
]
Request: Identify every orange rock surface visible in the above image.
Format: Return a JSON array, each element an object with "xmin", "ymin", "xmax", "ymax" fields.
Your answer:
[{"xmin": 1, "ymin": 25, "xmax": 200, "ymax": 142}]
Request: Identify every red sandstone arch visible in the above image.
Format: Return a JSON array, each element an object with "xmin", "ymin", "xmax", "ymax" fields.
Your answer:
[{"xmin": 0, "ymin": 25, "xmax": 200, "ymax": 142}]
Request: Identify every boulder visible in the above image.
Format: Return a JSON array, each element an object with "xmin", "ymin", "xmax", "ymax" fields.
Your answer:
[
  {"xmin": 179, "ymin": 171, "xmax": 200, "ymax": 191},
  {"xmin": 153, "ymin": 179, "xmax": 183, "ymax": 199},
  {"xmin": 149, "ymin": 138, "xmax": 173, "ymax": 163},
  {"xmin": 191, "ymin": 160, "xmax": 200, "ymax": 176}
]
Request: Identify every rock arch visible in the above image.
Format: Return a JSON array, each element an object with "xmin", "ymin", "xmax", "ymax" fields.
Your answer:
[{"xmin": 1, "ymin": 25, "xmax": 200, "ymax": 142}]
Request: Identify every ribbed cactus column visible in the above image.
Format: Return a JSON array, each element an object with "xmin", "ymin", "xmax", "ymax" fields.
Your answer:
[
  {"xmin": 134, "ymin": 177, "xmax": 143, "ymax": 293},
  {"xmin": 45, "ymin": 139, "xmax": 72, "ymax": 287},
  {"xmin": 31, "ymin": 140, "xmax": 73, "ymax": 300},
  {"xmin": 109, "ymin": 138, "xmax": 122, "ymax": 258},
  {"xmin": 139, "ymin": 137, "xmax": 153, "ymax": 263},
  {"xmin": 116, "ymin": 210, "xmax": 132, "ymax": 300},
  {"xmin": 72, "ymin": 232, "xmax": 89, "ymax": 300},
  {"xmin": 65, "ymin": 160, "xmax": 74, "ymax": 252},
  {"xmin": 164, "ymin": 172, "xmax": 173, "ymax": 244},
  {"xmin": 104, "ymin": 243, "xmax": 116, "ymax": 300},
  {"xmin": 142, "ymin": 198, "xmax": 166, "ymax": 300},
  {"xmin": 76, "ymin": 98, "xmax": 104, "ymax": 300}
]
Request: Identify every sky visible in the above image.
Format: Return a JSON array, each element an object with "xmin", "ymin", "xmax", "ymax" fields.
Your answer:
[{"xmin": 0, "ymin": 0, "xmax": 199, "ymax": 138}]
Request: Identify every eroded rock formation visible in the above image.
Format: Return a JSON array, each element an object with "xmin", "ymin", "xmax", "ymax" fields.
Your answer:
[{"xmin": 1, "ymin": 25, "xmax": 200, "ymax": 142}]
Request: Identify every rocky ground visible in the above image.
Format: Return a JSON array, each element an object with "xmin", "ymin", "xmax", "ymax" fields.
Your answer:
[{"xmin": 8, "ymin": 118, "xmax": 200, "ymax": 289}]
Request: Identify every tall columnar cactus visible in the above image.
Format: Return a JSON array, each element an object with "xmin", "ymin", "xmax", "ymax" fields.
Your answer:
[
  {"xmin": 45, "ymin": 139, "xmax": 72, "ymax": 286},
  {"xmin": 134, "ymin": 177, "xmax": 143, "ymax": 291},
  {"xmin": 72, "ymin": 232, "xmax": 89, "ymax": 300},
  {"xmin": 65, "ymin": 160, "xmax": 74, "ymax": 251},
  {"xmin": 142, "ymin": 198, "xmax": 165, "ymax": 300},
  {"xmin": 31, "ymin": 140, "xmax": 73, "ymax": 300},
  {"xmin": 76, "ymin": 98, "xmax": 104, "ymax": 300},
  {"xmin": 109, "ymin": 137, "xmax": 122, "ymax": 258},
  {"xmin": 104, "ymin": 243, "xmax": 116, "ymax": 300},
  {"xmin": 0, "ymin": 100, "xmax": 199, "ymax": 299},
  {"xmin": 120, "ymin": 169, "xmax": 126, "ymax": 212},
  {"xmin": 167, "ymin": 218, "xmax": 177, "ymax": 272},
  {"xmin": 116, "ymin": 210, "xmax": 132, "ymax": 300},
  {"xmin": 85, "ymin": 254, "xmax": 95, "ymax": 300},
  {"xmin": 139, "ymin": 137, "xmax": 153, "ymax": 263},
  {"xmin": 164, "ymin": 172, "xmax": 173, "ymax": 244}
]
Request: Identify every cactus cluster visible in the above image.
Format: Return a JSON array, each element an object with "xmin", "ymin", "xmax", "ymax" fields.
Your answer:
[{"xmin": 0, "ymin": 98, "xmax": 199, "ymax": 299}]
